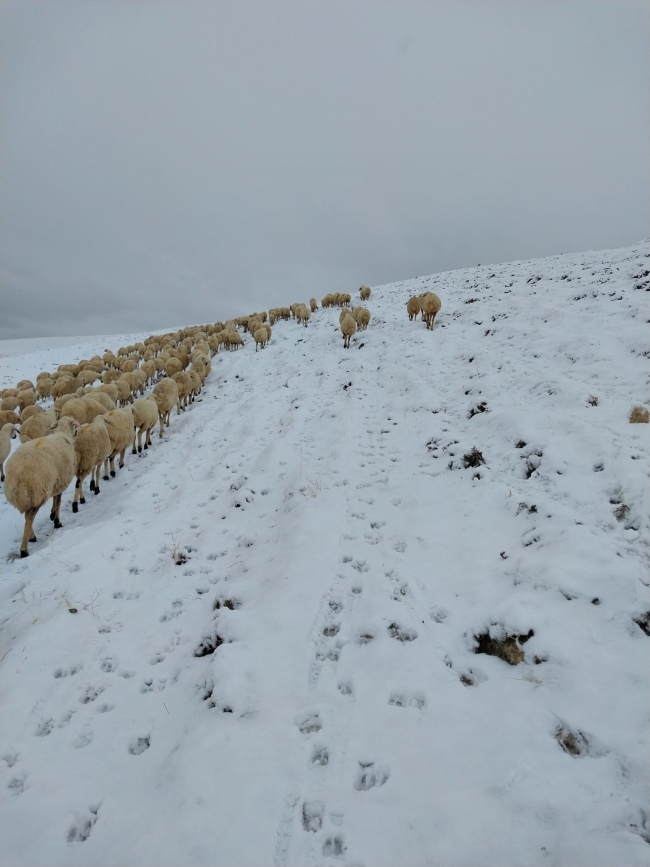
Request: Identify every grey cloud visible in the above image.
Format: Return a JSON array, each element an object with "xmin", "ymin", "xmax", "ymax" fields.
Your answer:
[{"xmin": 2, "ymin": 0, "xmax": 649, "ymax": 338}]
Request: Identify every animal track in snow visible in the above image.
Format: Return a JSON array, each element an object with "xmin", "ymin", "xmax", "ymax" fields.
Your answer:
[
  {"xmin": 67, "ymin": 804, "xmax": 100, "ymax": 843},
  {"xmin": 54, "ymin": 664, "xmax": 82, "ymax": 678},
  {"xmin": 354, "ymin": 761, "xmax": 390, "ymax": 791},
  {"xmin": 302, "ymin": 800, "xmax": 324, "ymax": 832},
  {"xmin": 296, "ymin": 710, "xmax": 322, "ymax": 734},
  {"xmin": 129, "ymin": 736, "xmax": 151, "ymax": 755},
  {"xmin": 388, "ymin": 622, "xmax": 418, "ymax": 642},
  {"xmin": 389, "ymin": 691, "xmax": 426, "ymax": 710},
  {"xmin": 7, "ymin": 771, "xmax": 27, "ymax": 795},
  {"xmin": 322, "ymin": 835, "xmax": 346, "ymax": 858},
  {"xmin": 312, "ymin": 745, "xmax": 329, "ymax": 766},
  {"xmin": 338, "ymin": 680, "xmax": 354, "ymax": 697}
]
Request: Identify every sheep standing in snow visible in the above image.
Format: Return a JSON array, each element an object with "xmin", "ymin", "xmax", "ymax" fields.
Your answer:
[
  {"xmin": 359, "ymin": 285, "xmax": 371, "ymax": 300},
  {"xmin": 310, "ymin": 298, "xmax": 318, "ymax": 312},
  {"xmin": 340, "ymin": 313, "xmax": 357, "ymax": 348},
  {"xmin": 151, "ymin": 378, "xmax": 180, "ymax": 437},
  {"xmin": 0, "ymin": 410, "xmax": 21, "ymax": 428},
  {"xmin": 420, "ymin": 292, "xmax": 441, "ymax": 329},
  {"xmin": 72, "ymin": 416, "xmax": 113, "ymax": 512},
  {"xmin": 102, "ymin": 408, "xmax": 136, "ymax": 477},
  {"xmin": 131, "ymin": 396, "xmax": 159, "ymax": 452},
  {"xmin": 407, "ymin": 296, "xmax": 421, "ymax": 321},
  {"xmin": 0, "ymin": 423, "xmax": 18, "ymax": 481},
  {"xmin": 20, "ymin": 405, "xmax": 44, "ymax": 423},
  {"xmin": 354, "ymin": 307, "xmax": 371, "ymax": 331},
  {"xmin": 4, "ymin": 416, "xmax": 79, "ymax": 557}
]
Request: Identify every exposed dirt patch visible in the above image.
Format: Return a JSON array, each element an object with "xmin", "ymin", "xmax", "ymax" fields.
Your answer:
[
  {"xmin": 474, "ymin": 629, "xmax": 534, "ymax": 665},
  {"xmin": 462, "ymin": 447, "xmax": 485, "ymax": 468}
]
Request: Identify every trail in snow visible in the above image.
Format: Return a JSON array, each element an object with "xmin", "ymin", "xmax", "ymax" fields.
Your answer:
[{"xmin": 1, "ymin": 241, "xmax": 649, "ymax": 867}]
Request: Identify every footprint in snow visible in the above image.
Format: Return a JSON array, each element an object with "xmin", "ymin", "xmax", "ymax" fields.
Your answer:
[
  {"xmin": 302, "ymin": 800, "xmax": 324, "ymax": 832},
  {"xmin": 296, "ymin": 710, "xmax": 322, "ymax": 734}
]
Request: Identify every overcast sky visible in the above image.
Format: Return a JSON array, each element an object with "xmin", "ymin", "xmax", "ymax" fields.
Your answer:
[{"xmin": 1, "ymin": 1, "xmax": 649, "ymax": 339}]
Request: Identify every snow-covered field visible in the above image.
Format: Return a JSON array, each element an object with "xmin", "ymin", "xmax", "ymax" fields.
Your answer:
[{"xmin": 1, "ymin": 241, "xmax": 649, "ymax": 867}]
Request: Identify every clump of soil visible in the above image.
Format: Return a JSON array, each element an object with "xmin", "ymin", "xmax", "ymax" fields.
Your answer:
[
  {"xmin": 474, "ymin": 628, "xmax": 534, "ymax": 665},
  {"xmin": 462, "ymin": 447, "xmax": 485, "ymax": 468},
  {"xmin": 556, "ymin": 726, "xmax": 589, "ymax": 756},
  {"xmin": 468, "ymin": 402, "xmax": 488, "ymax": 419},
  {"xmin": 213, "ymin": 598, "xmax": 239, "ymax": 611},
  {"xmin": 388, "ymin": 623, "xmax": 417, "ymax": 642},
  {"xmin": 633, "ymin": 611, "xmax": 650, "ymax": 637},
  {"xmin": 194, "ymin": 634, "xmax": 224, "ymax": 657}
]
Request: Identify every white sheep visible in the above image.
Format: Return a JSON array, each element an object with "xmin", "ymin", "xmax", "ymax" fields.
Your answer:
[
  {"xmin": 0, "ymin": 423, "xmax": 18, "ymax": 481},
  {"xmin": 72, "ymin": 416, "xmax": 113, "ymax": 512},
  {"xmin": 340, "ymin": 313, "xmax": 357, "ymax": 348},
  {"xmin": 4, "ymin": 416, "xmax": 79, "ymax": 557},
  {"xmin": 151, "ymin": 378, "xmax": 180, "ymax": 437},
  {"xmin": 359, "ymin": 285, "xmax": 371, "ymax": 300},
  {"xmin": 420, "ymin": 292, "xmax": 441, "ymax": 329},
  {"xmin": 19, "ymin": 407, "xmax": 59, "ymax": 443},
  {"xmin": 406, "ymin": 296, "xmax": 421, "ymax": 321},
  {"xmin": 131, "ymin": 396, "xmax": 160, "ymax": 452},
  {"xmin": 102, "ymin": 408, "xmax": 136, "ymax": 477}
]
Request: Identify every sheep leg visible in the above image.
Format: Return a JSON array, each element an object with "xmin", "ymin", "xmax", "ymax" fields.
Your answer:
[
  {"xmin": 158, "ymin": 413, "xmax": 165, "ymax": 438},
  {"xmin": 109, "ymin": 453, "xmax": 116, "ymax": 477},
  {"xmin": 118, "ymin": 448, "xmax": 126, "ymax": 469},
  {"xmin": 102, "ymin": 459, "xmax": 110, "ymax": 481},
  {"xmin": 72, "ymin": 475, "xmax": 84, "ymax": 512},
  {"xmin": 132, "ymin": 431, "xmax": 138, "ymax": 454},
  {"xmin": 137, "ymin": 427, "xmax": 144, "ymax": 452},
  {"xmin": 93, "ymin": 464, "xmax": 101, "ymax": 494},
  {"xmin": 52, "ymin": 494, "xmax": 63, "ymax": 527},
  {"xmin": 1, "ymin": 463, "xmax": 4, "ymax": 482},
  {"xmin": 20, "ymin": 507, "xmax": 39, "ymax": 556}
]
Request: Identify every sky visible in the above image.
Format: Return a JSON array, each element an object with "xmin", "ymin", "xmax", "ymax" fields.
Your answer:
[{"xmin": 1, "ymin": 1, "xmax": 649, "ymax": 340}]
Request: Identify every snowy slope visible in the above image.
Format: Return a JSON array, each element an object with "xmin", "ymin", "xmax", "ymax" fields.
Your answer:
[{"xmin": 1, "ymin": 241, "xmax": 649, "ymax": 867}]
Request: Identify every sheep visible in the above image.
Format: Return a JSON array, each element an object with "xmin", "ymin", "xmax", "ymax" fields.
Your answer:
[
  {"xmin": 630, "ymin": 406, "xmax": 649, "ymax": 423},
  {"xmin": 115, "ymin": 378, "xmax": 133, "ymax": 407},
  {"xmin": 78, "ymin": 369, "xmax": 101, "ymax": 386},
  {"xmin": 4, "ymin": 416, "xmax": 79, "ymax": 557},
  {"xmin": 406, "ymin": 296, "xmax": 421, "ymax": 321},
  {"xmin": 2, "ymin": 388, "xmax": 19, "ymax": 398},
  {"xmin": 340, "ymin": 313, "xmax": 357, "ymax": 348},
  {"xmin": 165, "ymin": 357, "xmax": 183, "ymax": 378},
  {"xmin": 254, "ymin": 327, "xmax": 267, "ymax": 351},
  {"xmin": 15, "ymin": 390, "xmax": 37, "ymax": 408},
  {"xmin": 359, "ymin": 285, "xmax": 371, "ymax": 300},
  {"xmin": 420, "ymin": 292, "xmax": 441, "ymax": 329},
  {"xmin": 341, "ymin": 293, "xmax": 351, "ymax": 307},
  {"xmin": 102, "ymin": 408, "xmax": 135, "ymax": 477},
  {"xmin": 60, "ymin": 397, "xmax": 107, "ymax": 426},
  {"xmin": 1, "ymin": 396, "xmax": 19, "ymax": 412},
  {"xmin": 19, "ymin": 407, "xmax": 58, "ymax": 443},
  {"xmin": 130, "ymin": 396, "xmax": 160, "ymax": 453},
  {"xmin": 310, "ymin": 297, "xmax": 318, "ymax": 312},
  {"xmin": 85, "ymin": 390, "xmax": 115, "ymax": 411},
  {"xmin": 151, "ymin": 378, "xmax": 180, "ymax": 437},
  {"xmin": 16, "ymin": 379, "xmax": 35, "ymax": 391},
  {"xmin": 0, "ymin": 423, "xmax": 18, "ymax": 481},
  {"xmin": 172, "ymin": 371, "xmax": 192, "ymax": 409},
  {"xmin": 51, "ymin": 376, "xmax": 82, "ymax": 399},
  {"xmin": 0, "ymin": 410, "xmax": 21, "ymax": 428},
  {"xmin": 21, "ymin": 405, "xmax": 44, "ymax": 422},
  {"xmin": 36, "ymin": 378, "xmax": 53, "ymax": 401},
  {"xmin": 187, "ymin": 370, "xmax": 201, "ymax": 401},
  {"xmin": 354, "ymin": 307, "xmax": 371, "ymax": 330},
  {"xmin": 72, "ymin": 416, "xmax": 113, "ymax": 512}
]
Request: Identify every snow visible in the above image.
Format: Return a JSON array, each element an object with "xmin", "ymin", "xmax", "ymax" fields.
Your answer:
[{"xmin": 1, "ymin": 241, "xmax": 649, "ymax": 867}]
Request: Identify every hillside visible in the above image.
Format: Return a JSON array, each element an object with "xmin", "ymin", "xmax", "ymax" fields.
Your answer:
[{"xmin": 1, "ymin": 241, "xmax": 649, "ymax": 867}]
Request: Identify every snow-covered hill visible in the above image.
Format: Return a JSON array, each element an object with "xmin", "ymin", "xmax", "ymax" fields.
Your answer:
[{"xmin": 1, "ymin": 241, "xmax": 649, "ymax": 867}]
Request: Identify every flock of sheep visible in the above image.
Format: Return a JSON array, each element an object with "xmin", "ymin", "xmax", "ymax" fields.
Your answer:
[{"xmin": 0, "ymin": 284, "xmax": 441, "ymax": 558}]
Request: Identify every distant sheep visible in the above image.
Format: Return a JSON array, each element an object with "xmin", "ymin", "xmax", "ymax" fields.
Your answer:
[
  {"xmin": 354, "ymin": 307, "xmax": 371, "ymax": 330},
  {"xmin": 4, "ymin": 416, "xmax": 79, "ymax": 557},
  {"xmin": 20, "ymin": 405, "xmax": 44, "ymax": 423},
  {"xmin": 420, "ymin": 292, "xmax": 441, "ymax": 329},
  {"xmin": 630, "ymin": 406, "xmax": 649, "ymax": 423},
  {"xmin": 60, "ymin": 397, "xmax": 107, "ymax": 426},
  {"xmin": 359, "ymin": 285, "xmax": 371, "ymax": 300},
  {"xmin": 0, "ymin": 422, "xmax": 18, "ymax": 482},
  {"xmin": 407, "ymin": 296, "xmax": 421, "ymax": 321},
  {"xmin": 340, "ymin": 313, "xmax": 357, "ymax": 348},
  {"xmin": 254, "ymin": 327, "xmax": 268, "ymax": 351},
  {"xmin": 310, "ymin": 298, "xmax": 318, "ymax": 312}
]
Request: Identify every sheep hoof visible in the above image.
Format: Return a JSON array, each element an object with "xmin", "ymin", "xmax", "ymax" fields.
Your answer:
[
  {"xmin": 103, "ymin": 475, "xmax": 109, "ymax": 481},
  {"xmin": 20, "ymin": 550, "xmax": 28, "ymax": 558},
  {"xmin": 49, "ymin": 511, "xmax": 55, "ymax": 522},
  {"xmin": 54, "ymin": 520, "xmax": 62, "ymax": 529},
  {"xmin": 110, "ymin": 471, "xmax": 116, "ymax": 477},
  {"xmin": 143, "ymin": 444, "xmax": 148, "ymax": 450},
  {"xmin": 89, "ymin": 480, "xmax": 95, "ymax": 491},
  {"xmin": 80, "ymin": 497, "xmax": 85, "ymax": 505},
  {"xmin": 138, "ymin": 446, "xmax": 142, "ymax": 453},
  {"xmin": 72, "ymin": 502, "xmax": 78, "ymax": 513},
  {"xmin": 131, "ymin": 448, "xmax": 137, "ymax": 455},
  {"xmin": 94, "ymin": 487, "xmax": 100, "ymax": 495}
]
